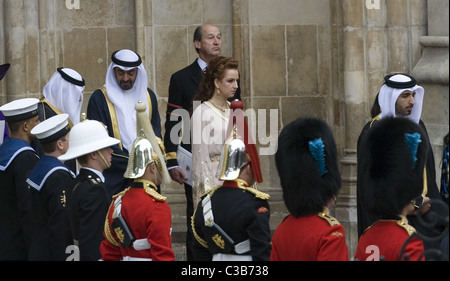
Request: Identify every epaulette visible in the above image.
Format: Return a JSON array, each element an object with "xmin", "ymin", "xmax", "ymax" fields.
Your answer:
[
  {"xmin": 241, "ymin": 187, "xmax": 270, "ymax": 200},
  {"xmin": 317, "ymin": 208, "xmax": 341, "ymax": 226},
  {"xmin": 199, "ymin": 185, "xmax": 222, "ymax": 199},
  {"xmin": 397, "ymin": 216, "xmax": 416, "ymax": 236},
  {"xmin": 144, "ymin": 185, "xmax": 167, "ymax": 202},
  {"xmin": 87, "ymin": 174, "xmax": 102, "ymax": 185},
  {"xmin": 112, "ymin": 187, "xmax": 131, "ymax": 200}
]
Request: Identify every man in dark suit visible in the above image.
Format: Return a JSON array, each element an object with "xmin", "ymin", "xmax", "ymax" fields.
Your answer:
[{"xmin": 164, "ymin": 24, "xmax": 240, "ymax": 260}]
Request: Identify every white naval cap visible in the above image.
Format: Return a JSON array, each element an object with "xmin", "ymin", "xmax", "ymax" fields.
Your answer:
[
  {"xmin": 31, "ymin": 113, "xmax": 70, "ymax": 144},
  {"xmin": 0, "ymin": 98, "xmax": 39, "ymax": 123}
]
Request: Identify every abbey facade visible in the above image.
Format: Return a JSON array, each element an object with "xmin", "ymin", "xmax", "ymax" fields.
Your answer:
[{"xmin": 1, "ymin": 0, "xmax": 448, "ymax": 256}]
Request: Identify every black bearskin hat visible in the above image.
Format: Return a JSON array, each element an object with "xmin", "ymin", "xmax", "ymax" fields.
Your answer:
[
  {"xmin": 359, "ymin": 117, "xmax": 428, "ymax": 219},
  {"xmin": 275, "ymin": 117, "xmax": 341, "ymax": 217}
]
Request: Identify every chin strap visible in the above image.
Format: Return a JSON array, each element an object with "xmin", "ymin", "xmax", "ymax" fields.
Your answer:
[{"xmin": 97, "ymin": 150, "xmax": 111, "ymax": 168}]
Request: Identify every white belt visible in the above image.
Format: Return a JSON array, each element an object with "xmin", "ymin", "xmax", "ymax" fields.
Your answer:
[
  {"xmin": 121, "ymin": 256, "xmax": 152, "ymax": 261},
  {"xmin": 133, "ymin": 238, "xmax": 151, "ymax": 251},
  {"xmin": 234, "ymin": 239, "xmax": 251, "ymax": 254},
  {"xmin": 212, "ymin": 254, "xmax": 252, "ymax": 261}
]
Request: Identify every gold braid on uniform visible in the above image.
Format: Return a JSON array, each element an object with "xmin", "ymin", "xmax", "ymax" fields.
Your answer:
[
  {"xmin": 233, "ymin": 179, "xmax": 270, "ymax": 200},
  {"xmin": 318, "ymin": 208, "xmax": 341, "ymax": 226},
  {"xmin": 397, "ymin": 216, "xmax": 416, "ymax": 236},
  {"xmin": 199, "ymin": 185, "xmax": 222, "ymax": 199},
  {"xmin": 240, "ymin": 187, "xmax": 270, "ymax": 200},
  {"xmin": 191, "ymin": 208, "xmax": 208, "ymax": 248},
  {"xmin": 134, "ymin": 179, "xmax": 167, "ymax": 201},
  {"xmin": 104, "ymin": 217, "xmax": 120, "ymax": 247},
  {"xmin": 112, "ymin": 187, "xmax": 131, "ymax": 199},
  {"xmin": 191, "ymin": 185, "xmax": 222, "ymax": 249},
  {"xmin": 104, "ymin": 187, "xmax": 132, "ymax": 247},
  {"xmin": 369, "ymin": 114, "xmax": 381, "ymax": 128}
]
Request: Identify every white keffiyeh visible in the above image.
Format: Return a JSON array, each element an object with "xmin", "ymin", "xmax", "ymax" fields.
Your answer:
[
  {"xmin": 43, "ymin": 68, "xmax": 85, "ymax": 124},
  {"xmin": 104, "ymin": 49, "xmax": 149, "ymax": 151},
  {"xmin": 378, "ymin": 74, "xmax": 424, "ymax": 124}
]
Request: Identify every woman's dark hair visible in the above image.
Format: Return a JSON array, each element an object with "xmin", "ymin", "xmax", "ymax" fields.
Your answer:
[{"xmin": 190, "ymin": 56, "xmax": 239, "ymax": 114}]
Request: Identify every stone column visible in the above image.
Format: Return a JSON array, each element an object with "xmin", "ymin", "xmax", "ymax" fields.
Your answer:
[
  {"xmin": 3, "ymin": 0, "xmax": 41, "ymax": 101},
  {"xmin": 38, "ymin": 0, "xmax": 61, "ymax": 88},
  {"xmin": 412, "ymin": 0, "xmax": 449, "ymax": 183},
  {"xmin": 337, "ymin": 0, "xmax": 366, "ymax": 258}
]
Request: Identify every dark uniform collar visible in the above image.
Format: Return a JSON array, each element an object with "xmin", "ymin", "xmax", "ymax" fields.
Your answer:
[
  {"xmin": 0, "ymin": 138, "xmax": 36, "ymax": 171},
  {"xmin": 132, "ymin": 179, "xmax": 158, "ymax": 191},
  {"xmin": 26, "ymin": 155, "xmax": 74, "ymax": 191}
]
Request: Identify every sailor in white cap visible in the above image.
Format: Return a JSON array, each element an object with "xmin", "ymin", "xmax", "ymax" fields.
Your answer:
[
  {"xmin": 0, "ymin": 98, "xmax": 40, "ymax": 260},
  {"xmin": 87, "ymin": 49, "xmax": 162, "ymax": 197},
  {"xmin": 25, "ymin": 114, "xmax": 75, "ymax": 260},
  {"xmin": 59, "ymin": 119, "xmax": 120, "ymax": 261},
  {"xmin": 356, "ymin": 74, "xmax": 444, "ymax": 256}
]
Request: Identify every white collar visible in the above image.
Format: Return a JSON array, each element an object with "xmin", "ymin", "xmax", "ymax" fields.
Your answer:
[{"xmin": 197, "ymin": 57, "xmax": 208, "ymax": 72}]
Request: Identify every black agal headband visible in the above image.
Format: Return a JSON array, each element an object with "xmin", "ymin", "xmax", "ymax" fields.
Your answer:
[
  {"xmin": 111, "ymin": 50, "xmax": 142, "ymax": 68},
  {"xmin": 57, "ymin": 67, "xmax": 85, "ymax": 87},
  {"xmin": 384, "ymin": 74, "xmax": 417, "ymax": 89}
]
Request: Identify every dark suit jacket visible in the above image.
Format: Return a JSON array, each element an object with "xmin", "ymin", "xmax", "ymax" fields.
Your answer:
[{"xmin": 164, "ymin": 60, "xmax": 241, "ymax": 168}]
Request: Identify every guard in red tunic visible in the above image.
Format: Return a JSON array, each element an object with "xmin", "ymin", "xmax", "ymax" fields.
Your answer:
[
  {"xmin": 100, "ymin": 102, "xmax": 174, "ymax": 261},
  {"xmin": 355, "ymin": 117, "xmax": 427, "ymax": 261},
  {"xmin": 270, "ymin": 117, "xmax": 349, "ymax": 261}
]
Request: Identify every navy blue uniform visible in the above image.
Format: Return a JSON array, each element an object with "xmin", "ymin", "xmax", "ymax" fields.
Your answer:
[
  {"xmin": 191, "ymin": 180, "xmax": 271, "ymax": 261},
  {"xmin": 26, "ymin": 155, "xmax": 75, "ymax": 260},
  {"xmin": 67, "ymin": 168, "xmax": 110, "ymax": 261},
  {"xmin": 0, "ymin": 138, "xmax": 39, "ymax": 260}
]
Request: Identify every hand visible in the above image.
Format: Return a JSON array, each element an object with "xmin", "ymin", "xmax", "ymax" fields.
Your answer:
[
  {"xmin": 419, "ymin": 196, "xmax": 431, "ymax": 214},
  {"xmin": 409, "ymin": 196, "xmax": 432, "ymax": 216},
  {"xmin": 169, "ymin": 167, "xmax": 188, "ymax": 185}
]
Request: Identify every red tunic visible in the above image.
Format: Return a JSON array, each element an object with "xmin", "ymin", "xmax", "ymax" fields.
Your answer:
[
  {"xmin": 270, "ymin": 210, "xmax": 349, "ymax": 261},
  {"xmin": 354, "ymin": 219, "xmax": 425, "ymax": 261},
  {"xmin": 100, "ymin": 180, "xmax": 175, "ymax": 261}
]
